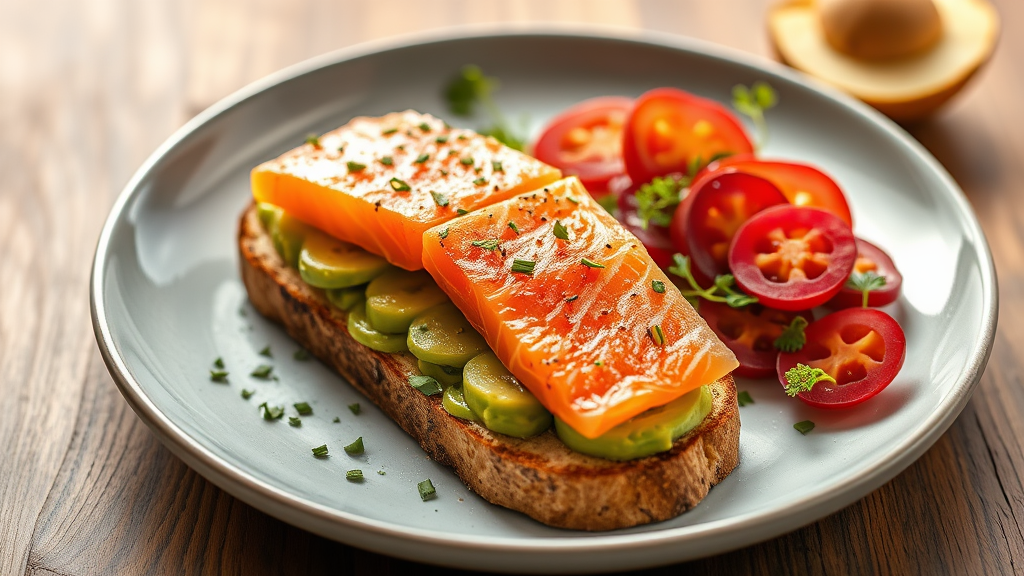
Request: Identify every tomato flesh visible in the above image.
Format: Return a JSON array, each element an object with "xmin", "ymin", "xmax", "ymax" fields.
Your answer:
[
  {"xmin": 685, "ymin": 172, "xmax": 788, "ymax": 278},
  {"xmin": 699, "ymin": 302, "xmax": 813, "ymax": 378},
  {"xmin": 777, "ymin": 308, "xmax": 906, "ymax": 409},
  {"xmin": 729, "ymin": 205, "xmax": 856, "ymax": 311},
  {"xmin": 533, "ymin": 96, "xmax": 633, "ymax": 195},
  {"xmin": 623, "ymin": 88, "xmax": 754, "ymax": 185},
  {"xmin": 828, "ymin": 238, "xmax": 903, "ymax": 309}
]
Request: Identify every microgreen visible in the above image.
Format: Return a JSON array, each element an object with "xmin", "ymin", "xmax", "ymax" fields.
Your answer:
[
  {"xmin": 783, "ymin": 363, "xmax": 836, "ymax": 397},
  {"xmin": 846, "ymin": 270, "xmax": 887, "ymax": 308},
  {"xmin": 774, "ymin": 317, "xmax": 809, "ymax": 353},
  {"xmin": 667, "ymin": 254, "xmax": 758, "ymax": 308},
  {"xmin": 636, "ymin": 174, "xmax": 689, "ymax": 230},
  {"xmin": 732, "ymin": 81, "xmax": 778, "ymax": 150},
  {"xmin": 442, "ymin": 65, "xmax": 525, "ymax": 150}
]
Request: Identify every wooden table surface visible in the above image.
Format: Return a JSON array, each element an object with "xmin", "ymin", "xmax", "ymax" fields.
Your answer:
[{"xmin": 2, "ymin": 0, "xmax": 1022, "ymax": 574}]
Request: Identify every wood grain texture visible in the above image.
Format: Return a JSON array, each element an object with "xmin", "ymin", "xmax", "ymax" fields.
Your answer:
[{"xmin": 0, "ymin": 0, "xmax": 1020, "ymax": 574}]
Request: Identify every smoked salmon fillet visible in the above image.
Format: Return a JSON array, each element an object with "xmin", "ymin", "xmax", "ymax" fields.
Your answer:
[
  {"xmin": 251, "ymin": 111, "xmax": 562, "ymax": 270},
  {"xmin": 422, "ymin": 177, "xmax": 739, "ymax": 439}
]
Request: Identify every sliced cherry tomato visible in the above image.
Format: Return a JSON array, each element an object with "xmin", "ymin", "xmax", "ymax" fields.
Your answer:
[
  {"xmin": 623, "ymin": 88, "xmax": 754, "ymax": 185},
  {"xmin": 777, "ymin": 308, "xmax": 906, "ymax": 409},
  {"xmin": 685, "ymin": 172, "xmax": 788, "ymax": 278},
  {"xmin": 695, "ymin": 154, "xmax": 854, "ymax": 226},
  {"xmin": 533, "ymin": 97, "xmax": 633, "ymax": 195},
  {"xmin": 699, "ymin": 302, "xmax": 813, "ymax": 378},
  {"xmin": 828, "ymin": 239, "xmax": 903, "ymax": 309},
  {"xmin": 617, "ymin": 190, "xmax": 675, "ymax": 269},
  {"xmin": 729, "ymin": 205, "xmax": 856, "ymax": 311}
]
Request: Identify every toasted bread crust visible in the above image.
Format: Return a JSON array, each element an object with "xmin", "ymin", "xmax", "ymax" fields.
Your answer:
[{"xmin": 238, "ymin": 204, "xmax": 740, "ymax": 531}]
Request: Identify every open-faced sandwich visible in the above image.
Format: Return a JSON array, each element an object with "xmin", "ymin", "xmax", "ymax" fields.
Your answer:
[{"xmin": 240, "ymin": 110, "xmax": 741, "ymax": 531}]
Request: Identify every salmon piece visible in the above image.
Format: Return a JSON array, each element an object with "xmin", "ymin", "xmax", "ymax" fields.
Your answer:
[
  {"xmin": 252, "ymin": 111, "xmax": 562, "ymax": 270},
  {"xmin": 422, "ymin": 177, "xmax": 738, "ymax": 439}
]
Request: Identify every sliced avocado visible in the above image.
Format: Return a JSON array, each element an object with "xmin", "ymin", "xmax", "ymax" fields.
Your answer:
[
  {"xmin": 407, "ymin": 303, "xmax": 488, "ymax": 368},
  {"xmin": 365, "ymin": 269, "xmax": 449, "ymax": 334},
  {"xmin": 346, "ymin": 299, "xmax": 409, "ymax": 353},
  {"xmin": 256, "ymin": 202, "xmax": 284, "ymax": 231},
  {"xmin": 326, "ymin": 285, "xmax": 367, "ymax": 311},
  {"xmin": 554, "ymin": 386, "xmax": 712, "ymax": 461},
  {"xmin": 442, "ymin": 384, "xmax": 480, "ymax": 422},
  {"xmin": 271, "ymin": 212, "xmax": 314, "ymax": 268},
  {"xmin": 462, "ymin": 352, "xmax": 552, "ymax": 439},
  {"xmin": 417, "ymin": 359, "xmax": 463, "ymax": 388},
  {"xmin": 299, "ymin": 231, "xmax": 392, "ymax": 289}
]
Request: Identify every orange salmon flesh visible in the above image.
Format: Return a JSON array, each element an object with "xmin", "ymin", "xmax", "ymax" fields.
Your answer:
[
  {"xmin": 422, "ymin": 177, "xmax": 738, "ymax": 439},
  {"xmin": 251, "ymin": 111, "xmax": 562, "ymax": 270}
]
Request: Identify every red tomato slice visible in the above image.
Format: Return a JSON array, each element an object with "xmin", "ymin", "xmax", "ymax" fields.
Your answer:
[
  {"xmin": 777, "ymin": 308, "xmax": 906, "ymax": 409},
  {"xmin": 623, "ymin": 88, "xmax": 754, "ymax": 185},
  {"xmin": 685, "ymin": 172, "xmax": 788, "ymax": 278},
  {"xmin": 617, "ymin": 190, "xmax": 676, "ymax": 269},
  {"xmin": 729, "ymin": 205, "xmax": 857, "ymax": 311},
  {"xmin": 697, "ymin": 154, "xmax": 854, "ymax": 226},
  {"xmin": 533, "ymin": 96, "xmax": 633, "ymax": 195},
  {"xmin": 699, "ymin": 302, "xmax": 814, "ymax": 378},
  {"xmin": 828, "ymin": 239, "xmax": 903, "ymax": 309}
]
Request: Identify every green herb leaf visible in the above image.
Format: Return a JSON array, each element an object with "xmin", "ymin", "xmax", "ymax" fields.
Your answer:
[
  {"xmin": 382, "ymin": 127, "xmax": 398, "ymax": 135},
  {"xmin": 444, "ymin": 65, "xmax": 495, "ymax": 116},
  {"xmin": 288, "ymin": 416, "xmax": 302, "ymax": 427},
  {"xmin": 725, "ymin": 293, "xmax": 759, "ymax": 307},
  {"xmin": 478, "ymin": 125, "xmax": 525, "ymax": 151},
  {"xmin": 471, "ymin": 239, "xmax": 501, "ymax": 251},
  {"xmin": 669, "ymin": 253, "xmax": 757, "ymax": 308},
  {"xmin": 418, "ymin": 478, "xmax": 437, "ymax": 501},
  {"xmin": 456, "ymin": 208, "xmax": 469, "ymax": 215},
  {"xmin": 418, "ymin": 122, "xmax": 431, "ymax": 132},
  {"xmin": 409, "ymin": 375, "xmax": 443, "ymax": 396},
  {"xmin": 774, "ymin": 317, "xmax": 809, "ymax": 353},
  {"xmin": 346, "ymin": 161, "xmax": 366, "ymax": 173},
  {"xmin": 259, "ymin": 346, "xmax": 272, "ymax": 358},
  {"xmin": 379, "ymin": 156, "xmax": 394, "ymax": 166},
  {"xmin": 293, "ymin": 348, "xmax": 310, "ymax": 361},
  {"xmin": 846, "ymin": 270, "xmax": 887, "ymax": 308},
  {"xmin": 565, "ymin": 295, "xmax": 579, "ymax": 302},
  {"xmin": 209, "ymin": 370, "xmax": 229, "ymax": 383},
  {"xmin": 241, "ymin": 388, "xmax": 254, "ymax": 399},
  {"xmin": 389, "ymin": 177, "xmax": 411, "ymax": 192},
  {"xmin": 346, "ymin": 469, "xmax": 365, "ymax": 481},
  {"xmin": 508, "ymin": 221, "xmax": 520, "ymax": 235},
  {"xmin": 511, "ymin": 259, "xmax": 536, "ymax": 275},
  {"xmin": 415, "ymin": 153, "xmax": 430, "ymax": 164},
  {"xmin": 652, "ymin": 280, "xmax": 666, "ymax": 294},
  {"xmin": 213, "ymin": 357, "xmax": 225, "ymax": 369},
  {"xmin": 333, "ymin": 416, "xmax": 341, "ymax": 423},
  {"xmin": 305, "ymin": 134, "xmax": 320, "ymax": 147},
  {"xmin": 473, "ymin": 177, "xmax": 487, "ymax": 186},
  {"xmin": 553, "ymin": 220, "xmax": 570, "ymax": 241},
  {"xmin": 784, "ymin": 363, "xmax": 836, "ymax": 397},
  {"xmin": 294, "ymin": 402, "xmax": 313, "ymax": 416},
  {"xmin": 732, "ymin": 81, "xmax": 778, "ymax": 149},
  {"xmin": 344, "ymin": 436, "xmax": 365, "ymax": 455},
  {"xmin": 581, "ymin": 257, "xmax": 605, "ymax": 269},
  {"xmin": 439, "ymin": 227, "xmax": 449, "ymax": 239},
  {"xmin": 250, "ymin": 365, "xmax": 273, "ymax": 379},
  {"xmin": 430, "ymin": 190, "xmax": 449, "ymax": 207},
  {"xmin": 650, "ymin": 324, "xmax": 667, "ymax": 346},
  {"xmin": 311, "ymin": 444, "xmax": 329, "ymax": 458},
  {"xmin": 377, "ymin": 470, "xmax": 386, "ymax": 475},
  {"xmin": 594, "ymin": 360, "xmax": 603, "ymax": 366},
  {"xmin": 348, "ymin": 403, "xmax": 361, "ymax": 415},
  {"xmin": 492, "ymin": 160, "xmax": 504, "ymax": 172},
  {"xmin": 259, "ymin": 402, "xmax": 284, "ymax": 420},
  {"xmin": 567, "ymin": 195, "xmax": 579, "ymax": 204},
  {"xmin": 793, "ymin": 420, "xmax": 815, "ymax": 435},
  {"xmin": 436, "ymin": 135, "xmax": 449, "ymax": 144},
  {"xmin": 636, "ymin": 175, "xmax": 688, "ymax": 229},
  {"xmin": 737, "ymin": 391, "xmax": 754, "ymax": 407}
]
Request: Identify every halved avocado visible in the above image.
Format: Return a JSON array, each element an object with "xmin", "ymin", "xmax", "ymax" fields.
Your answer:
[{"xmin": 769, "ymin": 0, "xmax": 998, "ymax": 122}]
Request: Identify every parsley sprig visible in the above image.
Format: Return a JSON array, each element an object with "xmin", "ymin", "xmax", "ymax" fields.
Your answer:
[
  {"xmin": 783, "ymin": 363, "xmax": 836, "ymax": 397},
  {"xmin": 774, "ymin": 317, "xmax": 809, "ymax": 353},
  {"xmin": 443, "ymin": 65, "xmax": 525, "ymax": 150},
  {"xmin": 667, "ymin": 254, "xmax": 757, "ymax": 308},
  {"xmin": 636, "ymin": 174, "xmax": 689, "ymax": 230},
  {"xmin": 732, "ymin": 82, "xmax": 778, "ymax": 150},
  {"xmin": 846, "ymin": 270, "xmax": 887, "ymax": 308}
]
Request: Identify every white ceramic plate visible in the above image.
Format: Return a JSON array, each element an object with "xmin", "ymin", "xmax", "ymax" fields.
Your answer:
[{"xmin": 91, "ymin": 27, "xmax": 997, "ymax": 573}]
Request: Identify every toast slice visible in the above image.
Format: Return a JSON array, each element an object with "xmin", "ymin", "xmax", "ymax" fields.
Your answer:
[{"xmin": 238, "ymin": 203, "xmax": 740, "ymax": 531}]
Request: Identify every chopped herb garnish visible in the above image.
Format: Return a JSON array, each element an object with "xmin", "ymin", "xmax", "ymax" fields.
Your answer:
[
  {"xmin": 259, "ymin": 346, "xmax": 272, "ymax": 358},
  {"xmin": 567, "ymin": 195, "xmax": 580, "ymax": 204},
  {"xmin": 443, "ymin": 65, "xmax": 525, "ymax": 150},
  {"xmin": 457, "ymin": 208, "xmax": 469, "ymax": 215},
  {"xmin": 460, "ymin": 156, "xmax": 474, "ymax": 166},
  {"xmin": 473, "ymin": 177, "xmax": 487, "ymax": 186},
  {"xmin": 436, "ymin": 135, "xmax": 449, "ymax": 144},
  {"xmin": 553, "ymin": 220, "xmax": 570, "ymax": 241},
  {"xmin": 348, "ymin": 403, "xmax": 361, "ymax": 415},
  {"xmin": 259, "ymin": 402, "xmax": 284, "ymax": 420},
  {"xmin": 431, "ymin": 190, "xmax": 449, "ymax": 207},
  {"xmin": 333, "ymin": 416, "xmax": 341, "ymax": 423},
  {"xmin": 377, "ymin": 470, "xmax": 386, "ymax": 476},
  {"xmin": 382, "ymin": 127, "xmax": 398, "ymax": 135},
  {"xmin": 794, "ymin": 420, "xmax": 815, "ymax": 435},
  {"xmin": 250, "ymin": 365, "xmax": 273, "ymax": 379},
  {"xmin": 415, "ymin": 153, "xmax": 430, "ymax": 164},
  {"xmin": 784, "ymin": 364, "xmax": 836, "ymax": 397},
  {"xmin": 636, "ymin": 174, "xmax": 689, "ymax": 229},
  {"xmin": 312, "ymin": 444, "xmax": 329, "ymax": 458},
  {"xmin": 471, "ymin": 239, "xmax": 501, "ymax": 251},
  {"xmin": 668, "ymin": 254, "xmax": 757, "ymax": 308},
  {"xmin": 774, "ymin": 317, "xmax": 809, "ymax": 353},
  {"xmin": 732, "ymin": 81, "xmax": 778, "ymax": 149},
  {"xmin": 346, "ymin": 161, "xmax": 366, "ymax": 173},
  {"xmin": 737, "ymin": 391, "xmax": 754, "ymax": 407},
  {"xmin": 650, "ymin": 324, "xmax": 667, "ymax": 346},
  {"xmin": 213, "ymin": 357, "xmax": 225, "ymax": 369},
  {"xmin": 288, "ymin": 416, "xmax": 302, "ymax": 427},
  {"xmin": 346, "ymin": 469, "xmax": 365, "ymax": 481},
  {"xmin": 389, "ymin": 177, "xmax": 411, "ymax": 192},
  {"xmin": 344, "ymin": 436, "xmax": 365, "ymax": 455},
  {"xmin": 418, "ymin": 479, "xmax": 437, "ymax": 501},
  {"xmin": 846, "ymin": 270, "xmax": 887, "ymax": 308},
  {"xmin": 379, "ymin": 156, "xmax": 394, "ymax": 166},
  {"xmin": 294, "ymin": 402, "xmax": 313, "ymax": 416},
  {"xmin": 511, "ymin": 259, "xmax": 536, "ymax": 275},
  {"xmin": 594, "ymin": 360, "xmax": 603, "ymax": 366},
  {"xmin": 305, "ymin": 134, "xmax": 320, "ymax": 147},
  {"xmin": 418, "ymin": 122, "xmax": 431, "ymax": 132},
  {"xmin": 209, "ymin": 370, "xmax": 229, "ymax": 383},
  {"xmin": 581, "ymin": 257, "xmax": 605, "ymax": 269},
  {"xmin": 652, "ymin": 280, "xmax": 666, "ymax": 293},
  {"xmin": 565, "ymin": 295, "xmax": 579, "ymax": 302},
  {"xmin": 293, "ymin": 348, "xmax": 310, "ymax": 361},
  {"xmin": 492, "ymin": 160, "xmax": 504, "ymax": 172},
  {"xmin": 508, "ymin": 221, "xmax": 520, "ymax": 234},
  {"xmin": 409, "ymin": 375, "xmax": 443, "ymax": 396},
  {"xmin": 241, "ymin": 388, "xmax": 255, "ymax": 399},
  {"xmin": 439, "ymin": 227, "xmax": 450, "ymax": 240}
]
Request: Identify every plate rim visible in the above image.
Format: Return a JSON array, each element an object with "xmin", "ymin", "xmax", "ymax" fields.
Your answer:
[{"xmin": 90, "ymin": 23, "xmax": 999, "ymax": 571}]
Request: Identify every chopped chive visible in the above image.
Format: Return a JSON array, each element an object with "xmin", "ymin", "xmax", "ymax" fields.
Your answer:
[
  {"xmin": 652, "ymin": 280, "xmax": 666, "ymax": 293},
  {"xmin": 241, "ymin": 388, "xmax": 255, "ymax": 399},
  {"xmin": 348, "ymin": 403, "xmax": 361, "ymax": 415},
  {"xmin": 379, "ymin": 156, "xmax": 394, "ymax": 166},
  {"xmin": 431, "ymin": 191, "xmax": 449, "ymax": 207},
  {"xmin": 553, "ymin": 220, "xmax": 570, "ymax": 240},
  {"xmin": 492, "ymin": 160, "xmax": 504, "ymax": 172},
  {"xmin": 382, "ymin": 127, "xmax": 398, "ymax": 135},
  {"xmin": 337, "ymin": 145, "xmax": 345, "ymax": 153},
  {"xmin": 409, "ymin": 375, "xmax": 443, "ymax": 396},
  {"xmin": 344, "ymin": 436, "xmax": 365, "ymax": 455},
  {"xmin": 288, "ymin": 416, "xmax": 302, "ymax": 427},
  {"xmin": 565, "ymin": 295, "xmax": 579, "ymax": 302},
  {"xmin": 213, "ymin": 357, "xmax": 225, "ymax": 369},
  {"xmin": 312, "ymin": 444, "xmax": 329, "ymax": 458},
  {"xmin": 471, "ymin": 239, "xmax": 501, "ymax": 251},
  {"xmin": 650, "ymin": 324, "xmax": 666, "ymax": 346},
  {"xmin": 440, "ymin": 169, "xmax": 449, "ymax": 176},
  {"xmin": 508, "ymin": 221, "xmax": 520, "ymax": 234},
  {"xmin": 581, "ymin": 258, "xmax": 605, "ymax": 269},
  {"xmin": 415, "ymin": 153, "xmax": 430, "ymax": 164},
  {"xmin": 473, "ymin": 177, "xmax": 487, "ymax": 186},
  {"xmin": 418, "ymin": 479, "xmax": 437, "ymax": 501},
  {"xmin": 305, "ymin": 134, "xmax": 320, "ymax": 147},
  {"xmin": 389, "ymin": 178, "xmax": 411, "ymax": 192},
  {"xmin": 377, "ymin": 470, "xmax": 386, "ymax": 476},
  {"xmin": 209, "ymin": 370, "xmax": 229, "ymax": 383},
  {"xmin": 346, "ymin": 469, "xmax": 365, "ymax": 481},
  {"xmin": 259, "ymin": 402, "xmax": 284, "ymax": 420},
  {"xmin": 259, "ymin": 346, "xmax": 272, "ymax": 358},
  {"xmin": 456, "ymin": 208, "xmax": 469, "ymax": 215},
  {"xmin": 294, "ymin": 402, "xmax": 313, "ymax": 416},
  {"xmin": 250, "ymin": 365, "xmax": 273, "ymax": 379},
  {"xmin": 460, "ymin": 157, "xmax": 474, "ymax": 166},
  {"xmin": 794, "ymin": 420, "xmax": 815, "ymax": 435},
  {"xmin": 511, "ymin": 259, "xmax": 536, "ymax": 275},
  {"xmin": 567, "ymin": 195, "xmax": 580, "ymax": 204},
  {"xmin": 293, "ymin": 348, "xmax": 310, "ymax": 361},
  {"xmin": 346, "ymin": 161, "xmax": 366, "ymax": 172},
  {"xmin": 594, "ymin": 360, "xmax": 603, "ymax": 366},
  {"xmin": 439, "ymin": 227, "xmax": 449, "ymax": 239},
  {"xmin": 418, "ymin": 122, "xmax": 431, "ymax": 132},
  {"xmin": 333, "ymin": 416, "xmax": 341, "ymax": 423},
  {"xmin": 737, "ymin": 391, "xmax": 754, "ymax": 407},
  {"xmin": 436, "ymin": 135, "xmax": 449, "ymax": 144},
  {"xmin": 457, "ymin": 134, "xmax": 467, "ymax": 141}
]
